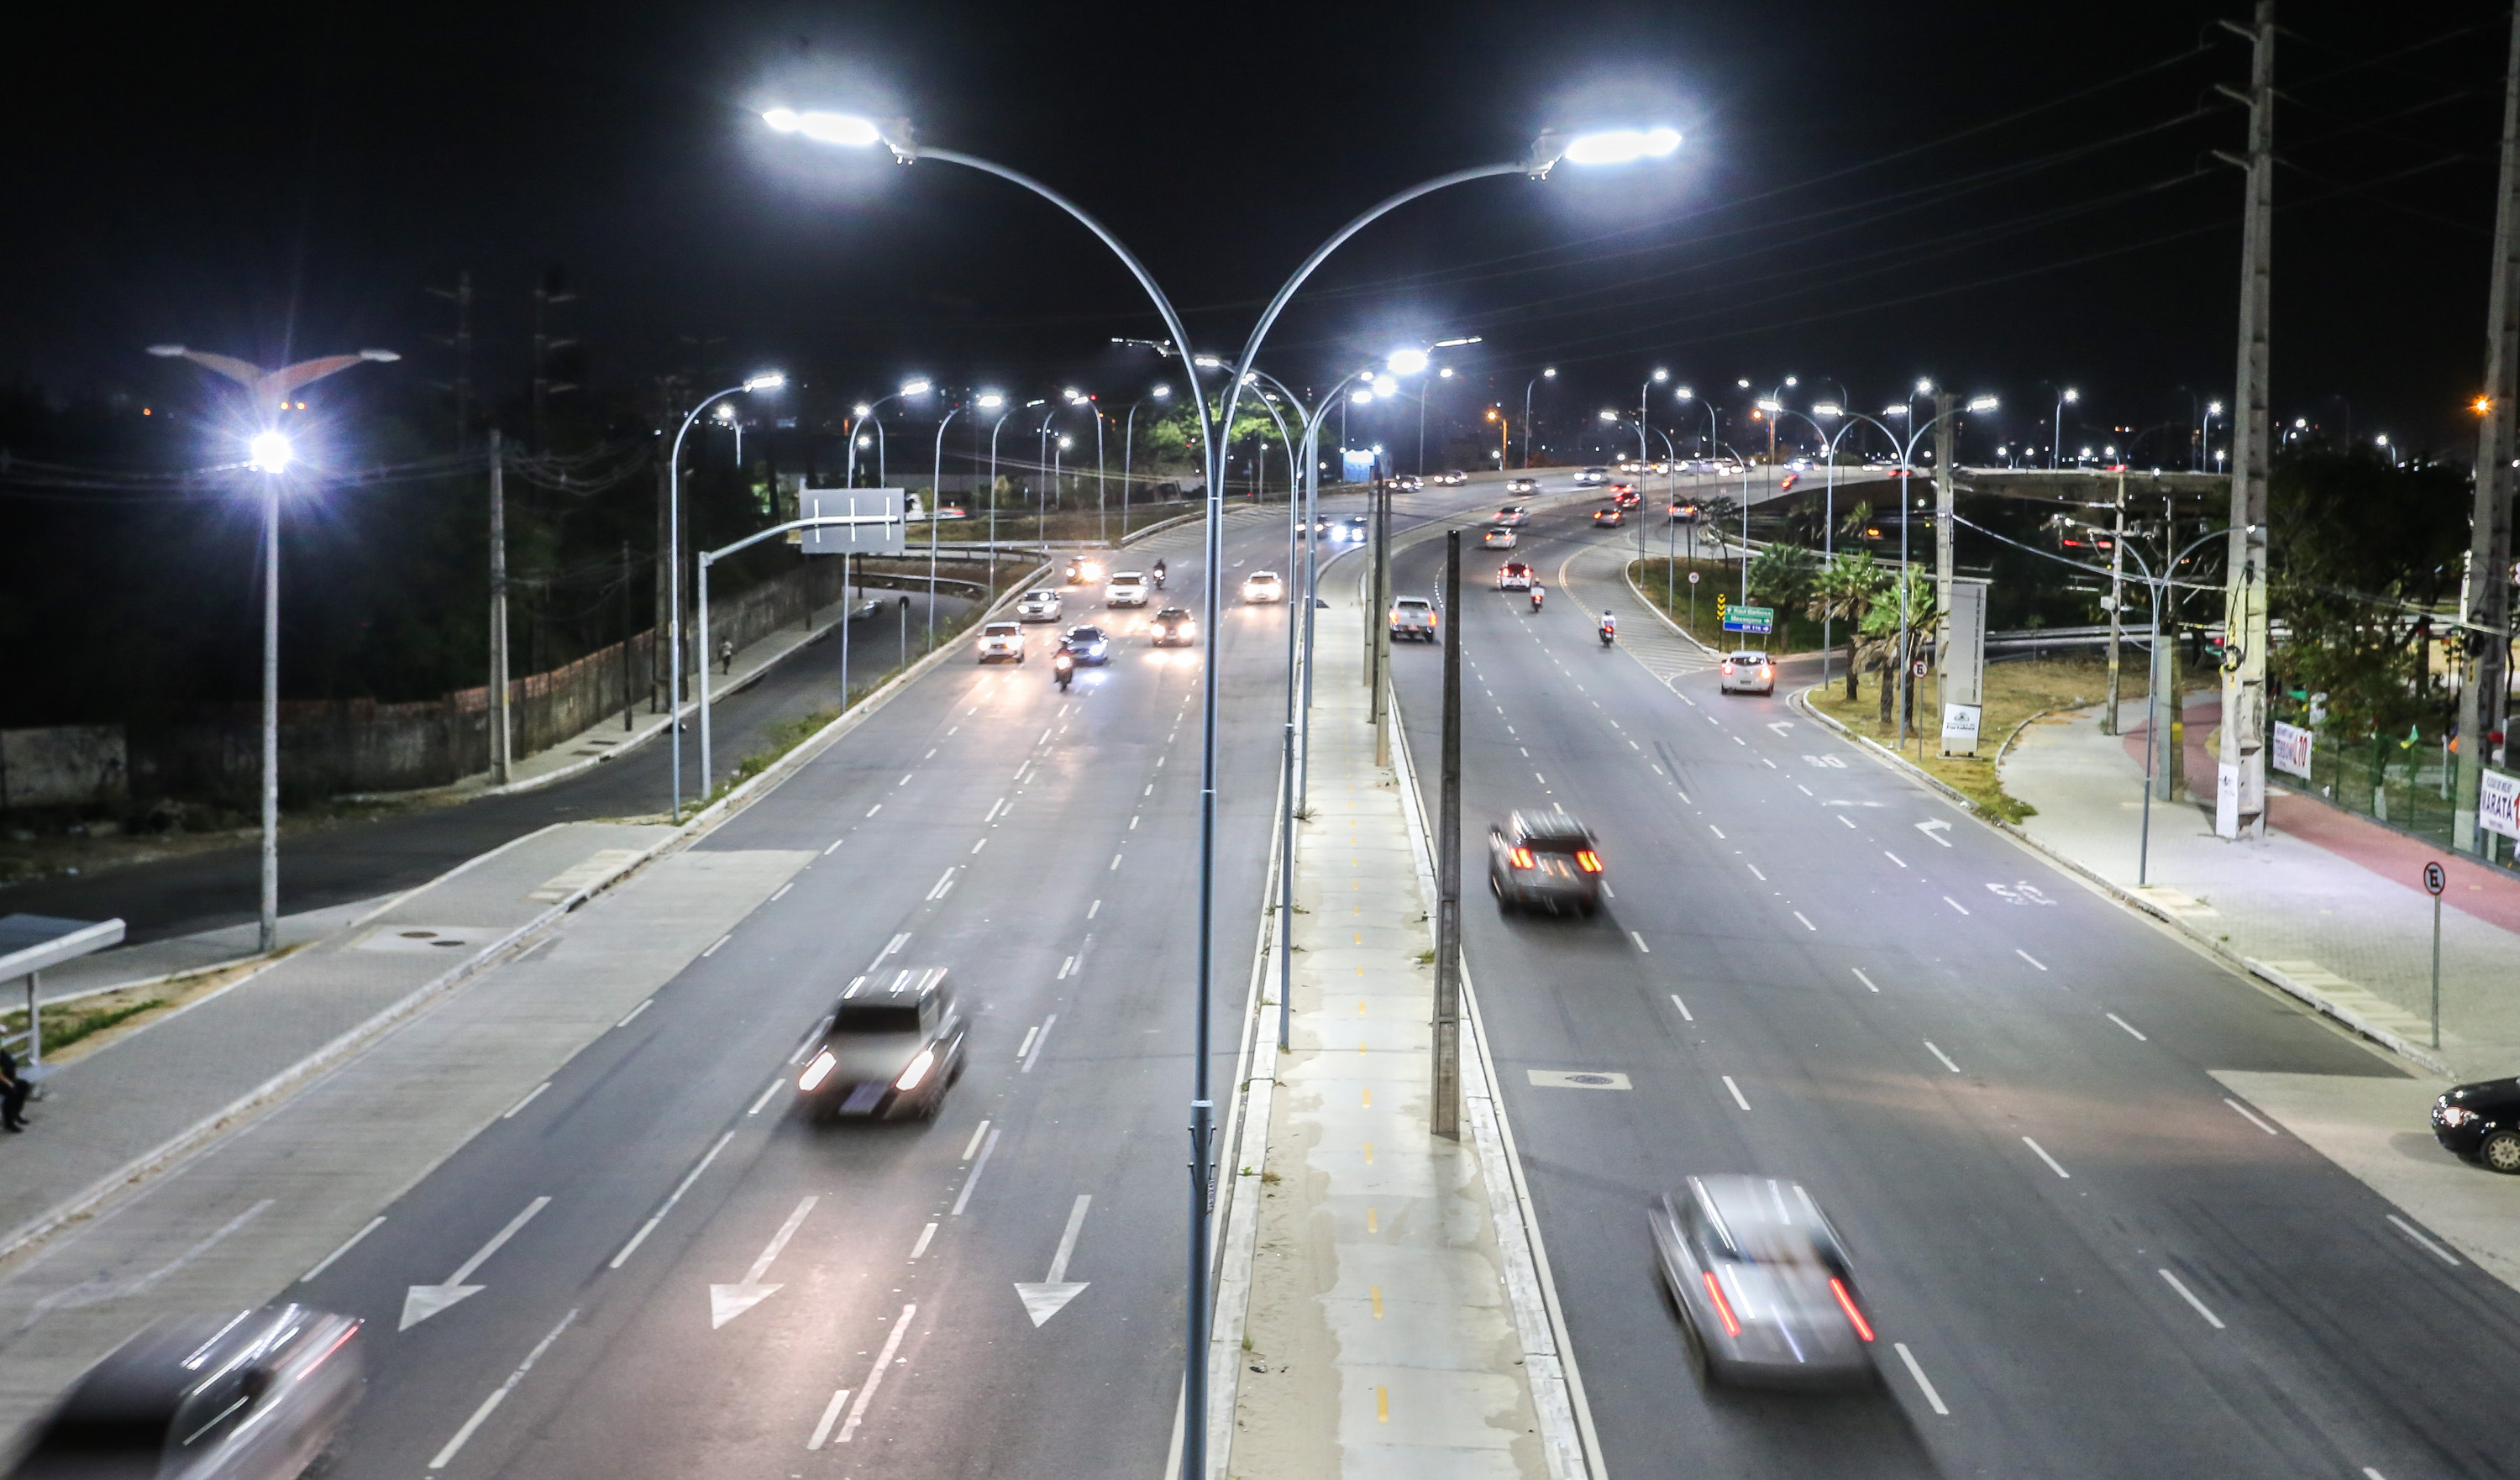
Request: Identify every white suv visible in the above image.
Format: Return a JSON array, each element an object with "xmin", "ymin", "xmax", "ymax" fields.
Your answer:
[
  {"xmin": 1719, "ymin": 650, "xmax": 1775, "ymax": 695},
  {"xmin": 1242, "ymin": 570, "xmax": 1285, "ymax": 604},
  {"xmin": 1016, "ymin": 589, "xmax": 1063, "ymax": 622},
  {"xmin": 1575, "ymin": 466, "xmax": 1608, "ymax": 486},
  {"xmin": 1105, "ymin": 571, "xmax": 1150, "ymax": 607}
]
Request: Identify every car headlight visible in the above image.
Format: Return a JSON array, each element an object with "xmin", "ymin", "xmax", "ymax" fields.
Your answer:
[
  {"xmin": 2438, "ymin": 1104, "xmax": 2479, "ymax": 1128},
  {"xmin": 895, "ymin": 1048, "xmax": 937, "ymax": 1092},
  {"xmin": 799, "ymin": 1049, "xmax": 838, "ymax": 1092}
]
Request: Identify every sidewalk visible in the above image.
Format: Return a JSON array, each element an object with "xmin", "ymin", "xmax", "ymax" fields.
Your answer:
[
  {"xmin": 2002, "ymin": 696, "xmax": 2520, "ymax": 1081},
  {"xmin": 1226, "ymin": 563, "xmax": 1567, "ymax": 1480},
  {"xmin": 0, "ymin": 820, "xmax": 673, "ymax": 1262}
]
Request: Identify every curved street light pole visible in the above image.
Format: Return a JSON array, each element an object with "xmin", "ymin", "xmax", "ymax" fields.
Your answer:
[
  {"xmin": 1523, "ymin": 368, "xmax": 1555, "ymax": 468},
  {"xmin": 930, "ymin": 403, "xmax": 965, "ymax": 645},
  {"xmin": 668, "ymin": 375, "xmax": 783, "ymax": 820},
  {"xmin": 989, "ymin": 402, "xmax": 1029, "ymax": 595}
]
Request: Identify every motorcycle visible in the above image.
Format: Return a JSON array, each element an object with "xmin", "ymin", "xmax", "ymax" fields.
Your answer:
[
  {"xmin": 1599, "ymin": 619, "xmax": 1615, "ymax": 648},
  {"xmin": 1530, "ymin": 586, "xmax": 1545, "ymax": 613},
  {"xmin": 1053, "ymin": 649, "xmax": 1075, "ymax": 692},
  {"xmin": 1153, "ymin": 568, "xmax": 1168, "ymax": 590}
]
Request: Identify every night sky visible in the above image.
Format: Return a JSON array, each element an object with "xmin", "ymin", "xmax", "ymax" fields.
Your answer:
[{"xmin": 5, "ymin": 0, "xmax": 2514, "ymax": 462}]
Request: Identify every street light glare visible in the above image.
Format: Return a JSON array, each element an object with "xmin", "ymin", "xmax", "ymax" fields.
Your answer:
[
  {"xmin": 764, "ymin": 108, "xmax": 883, "ymax": 148},
  {"xmin": 1438, "ymin": 366, "xmax": 1455, "ymax": 379},
  {"xmin": 901, "ymin": 378, "xmax": 933, "ymax": 396},
  {"xmin": 1543, "ymin": 367, "xmax": 1558, "ymax": 379},
  {"xmin": 1387, "ymin": 348, "xmax": 1430, "ymax": 376},
  {"xmin": 1968, "ymin": 395, "xmax": 2000, "ymax": 412},
  {"xmin": 1351, "ymin": 391, "xmax": 1374, "ymax": 405},
  {"xmin": 248, "ymin": 430, "xmax": 292, "ymax": 473},
  {"xmin": 1598, "ymin": 409, "xmax": 1619, "ymax": 422},
  {"xmin": 852, "ymin": 402, "xmax": 873, "ymax": 417},
  {"xmin": 1676, "ymin": 386, "xmax": 1694, "ymax": 401},
  {"xmin": 1152, "ymin": 384, "xmax": 1172, "ymax": 399},
  {"xmin": 1652, "ymin": 368, "xmax": 1669, "ymax": 382},
  {"xmin": 1813, "ymin": 401, "xmax": 1844, "ymax": 417},
  {"xmin": 1372, "ymin": 375, "xmax": 1399, "ymax": 396},
  {"xmin": 2063, "ymin": 387, "xmax": 2080, "ymax": 403},
  {"xmin": 976, "ymin": 391, "xmax": 1005, "ymax": 408},
  {"xmin": 1915, "ymin": 378, "xmax": 1935, "ymax": 394},
  {"xmin": 1755, "ymin": 398, "xmax": 1782, "ymax": 413},
  {"xmin": 1885, "ymin": 404, "xmax": 1909, "ymax": 417},
  {"xmin": 743, "ymin": 371, "xmax": 787, "ymax": 392},
  {"xmin": 1562, "ymin": 126, "xmax": 1683, "ymax": 166}
]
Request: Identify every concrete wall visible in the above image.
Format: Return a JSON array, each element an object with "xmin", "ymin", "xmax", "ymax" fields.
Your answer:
[{"xmin": 0, "ymin": 727, "xmax": 129, "ymax": 809}]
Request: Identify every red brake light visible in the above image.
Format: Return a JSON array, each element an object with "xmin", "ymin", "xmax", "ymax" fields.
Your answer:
[
  {"xmin": 1830, "ymin": 1278, "xmax": 1875, "ymax": 1341},
  {"xmin": 1721, "ymin": 662, "xmax": 1734, "ymax": 674},
  {"xmin": 1510, "ymin": 847, "xmax": 1536, "ymax": 869},
  {"xmin": 1575, "ymin": 850, "xmax": 1603, "ymax": 873},
  {"xmin": 1703, "ymin": 1270, "xmax": 1742, "ymax": 1337}
]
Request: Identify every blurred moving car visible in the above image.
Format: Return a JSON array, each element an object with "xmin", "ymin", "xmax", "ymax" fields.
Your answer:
[
  {"xmin": 1610, "ymin": 485, "xmax": 1643, "ymax": 510},
  {"xmin": 1505, "ymin": 476, "xmax": 1541, "ymax": 494},
  {"xmin": 1242, "ymin": 569, "xmax": 1285, "ymax": 603},
  {"xmin": 797, "ymin": 967, "xmax": 968, "ymax": 1121},
  {"xmin": 1719, "ymin": 650, "xmax": 1775, "ymax": 695},
  {"xmin": 1494, "ymin": 505, "xmax": 1530, "ymax": 527},
  {"xmin": 1495, "ymin": 561, "xmax": 1535, "ymax": 591},
  {"xmin": 1396, "ymin": 474, "xmax": 1425, "ymax": 491},
  {"xmin": 1649, "ymin": 1175, "xmax": 1876, "ymax": 1389},
  {"xmin": 2433, "ymin": 1076, "xmax": 2520, "ymax": 1172},
  {"xmin": 1016, "ymin": 589, "xmax": 1063, "ymax": 622},
  {"xmin": 1060, "ymin": 625, "xmax": 1112, "ymax": 665},
  {"xmin": 1592, "ymin": 506, "xmax": 1626, "ymax": 527},
  {"xmin": 1433, "ymin": 469, "xmax": 1467, "ymax": 486},
  {"xmin": 1389, "ymin": 597, "xmax": 1437, "ymax": 642},
  {"xmin": 1061, "ymin": 555, "xmax": 1104, "ymax": 586},
  {"xmin": 1487, "ymin": 808, "xmax": 1604, "ymax": 915},
  {"xmin": 1670, "ymin": 501, "xmax": 1699, "ymax": 522},
  {"xmin": 1105, "ymin": 571, "xmax": 1150, "ymax": 607},
  {"xmin": 1574, "ymin": 466, "xmax": 1608, "ymax": 486},
  {"xmin": 1150, "ymin": 606, "xmax": 1198, "ymax": 646},
  {"xmin": 6, "ymin": 1307, "xmax": 365, "ymax": 1480},
  {"xmin": 1345, "ymin": 514, "xmax": 1370, "ymax": 541},
  {"xmin": 975, "ymin": 622, "xmax": 1026, "ymax": 664},
  {"xmin": 1481, "ymin": 527, "xmax": 1519, "ymax": 550}
]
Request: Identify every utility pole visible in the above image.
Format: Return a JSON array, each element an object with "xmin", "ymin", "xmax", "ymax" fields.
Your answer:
[
  {"xmin": 488, "ymin": 429, "xmax": 512, "ymax": 784},
  {"xmin": 428, "ymin": 270, "xmax": 474, "ymax": 450},
  {"xmin": 1374, "ymin": 480, "xmax": 1394, "ymax": 767},
  {"xmin": 532, "ymin": 266, "xmax": 579, "ymax": 452},
  {"xmin": 2214, "ymin": 0, "xmax": 2276, "ymax": 842},
  {"xmin": 1432, "ymin": 529, "xmax": 1463, "ymax": 1140},
  {"xmin": 2457, "ymin": 3, "xmax": 2520, "ymax": 856},
  {"xmin": 654, "ymin": 381, "xmax": 679, "ymax": 713},
  {"xmin": 2104, "ymin": 472, "xmax": 2127, "ymax": 736},
  {"xmin": 1933, "ymin": 391, "xmax": 1956, "ymax": 664},
  {"xmin": 621, "ymin": 541, "xmax": 635, "ymax": 732}
]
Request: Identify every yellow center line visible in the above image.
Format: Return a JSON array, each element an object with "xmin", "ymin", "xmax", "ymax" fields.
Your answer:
[
  {"xmin": 1371, "ymin": 1285, "xmax": 1384, "ymax": 1319},
  {"xmin": 1377, "ymin": 1385, "xmax": 1389, "ymax": 1422},
  {"xmin": 1367, "ymin": 1207, "xmax": 1378, "ymax": 1232}
]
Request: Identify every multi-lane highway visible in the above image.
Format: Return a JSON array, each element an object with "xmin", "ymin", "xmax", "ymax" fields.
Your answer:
[{"xmin": 1389, "ymin": 491, "xmax": 2520, "ymax": 1478}]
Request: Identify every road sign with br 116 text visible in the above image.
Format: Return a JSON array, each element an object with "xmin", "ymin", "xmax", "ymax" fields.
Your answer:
[{"xmin": 1722, "ymin": 604, "xmax": 1773, "ymax": 633}]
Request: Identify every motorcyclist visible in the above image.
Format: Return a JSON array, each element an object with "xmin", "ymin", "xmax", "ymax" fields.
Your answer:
[
  {"xmin": 1530, "ymin": 580, "xmax": 1545, "ymax": 613},
  {"xmin": 1053, "ymin": 641, "xmax": 1076, "ymax": 692},
  {"xmin": 1599, "ymin": 611, "xmax": 1616, "ymax": 646},
  {"xmin": 1152, "ymin": 558, "xmax": 1168, "ymax": 590}
]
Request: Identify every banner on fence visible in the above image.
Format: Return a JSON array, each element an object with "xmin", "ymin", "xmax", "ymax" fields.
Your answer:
[
  {"xmin": 2481, "ymin": 769, "xmax": 2520, "ymax": 842},
  {"xmin": 2271, "ymin": 720, "xmax": 2314, "ymax": 780}
]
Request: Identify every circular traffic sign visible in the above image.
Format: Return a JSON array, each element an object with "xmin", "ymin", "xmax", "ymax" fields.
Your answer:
[
  {"xmin": 2424, "ymin": 861, "xmax": 2446, "ymax": 896},
  {"xmin": 1688, "ymin": 571, "xmax": 1701, "ymax": 585},
  {"xmin": 1912, "ymin": 659, "xmax": 1929, "ymax": 676}
]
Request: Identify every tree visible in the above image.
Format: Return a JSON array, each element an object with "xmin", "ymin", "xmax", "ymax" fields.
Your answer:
[
  {"xmin": 1808, "ymin": 551, "xmax": 1888, "ymax": 700},
  {"xmin": 1746, "ymin": 543, "xmax": 1819, "ymax": 617},
  {"xmin": 1856, "ymin": 565, "xmax": 1937, "ymax": 727}
]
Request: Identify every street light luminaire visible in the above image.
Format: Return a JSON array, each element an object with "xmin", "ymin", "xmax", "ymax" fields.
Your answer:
[
  {"xmin": 1558, "ymin": 126, "xmax": 1683, "ymax": 166},
  {"xmin": 1755, "ymin": 398, "xmax": 1782, "ymax": 413},
  {"xmin": 1152, "ymin": 384, "xmax": 1173, "ymax": 400},
  {"xmin": 743, "ymin": 371, "xmax": 788, "ymax": 393},
  {"xmin": 1967, "ymin": 395, "xmax": 2000, "ymax": 412},
  {"xmin": 247, "ymin": 430, "xmax": 292, "ymax": 473},
  {"xmin": 900, "ymin": 378, "xmax": 933, "ymax": 397},
  {"xmin": 1387, "ymin": 348, "xmax": 1431, "ymax": 376},
  {"xmin": 977, "ymin": 391, "xmax": 1005, "ymax": 409},
  {"xmin": 1813, "ymin": 401, "xmax": 1843, "ymax": 417}
]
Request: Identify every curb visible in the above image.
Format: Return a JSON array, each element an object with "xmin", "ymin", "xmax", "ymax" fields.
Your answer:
[
  {"xmin": 1788, "ymin": 685, "xmax": 2455, "ymax": 1079},
  {"xmin": 1618, "ymin": 559, "xmax": 1723, "ymax": 656}
]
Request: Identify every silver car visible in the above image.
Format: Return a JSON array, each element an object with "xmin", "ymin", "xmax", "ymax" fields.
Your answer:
[
  {"xmin": 1649, "ymin": 1176, "xmax": 1877, "ymax": 1389},
  {"xmin": 8, "ymin": 1307, "xmax": 365, "ymax": 1480},
  {"xmin": 1015, "ymin": 589, "xmax": 1063, "ymax": 623},
  {"xmin": 798, "ymin": 967, "xmax": 969, "ymax": 1120}
]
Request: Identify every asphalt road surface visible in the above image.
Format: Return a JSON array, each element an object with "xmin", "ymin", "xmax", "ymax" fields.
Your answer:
[
  {"xmin": 5, "ymin": 591, "xmax": 976, "ymax": 944},
  {"xmin": 268, "ymin": 485, "xmax": 1506, "ymax": 1479},
  {"xmin": 1389, "ymin": 491, "xmax": 2520, "ymax": 1479}
]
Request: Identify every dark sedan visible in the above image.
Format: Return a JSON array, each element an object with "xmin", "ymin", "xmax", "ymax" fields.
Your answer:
[
  {"xmin": 2433, "ymin": 1075, "xmax": 2520, "ymax": 1173},
  {"xmin": 1061, "ymin": 624, "xmax": 1113, "ymax": 665},
  {"xmin": 1592, "ymin": 506, "xmax": 1625, "ymax": 527},
  {"xmin": 1150, "ymin": 606, "xmax": 1198, "ymax": 646},
  {"xmin": 798, "ymin": 967, "xmax": 969, "ymax": 1121},
  {"xmin": 1488, "ymin": 808, "xmax": 1604, "ymax": 915}
]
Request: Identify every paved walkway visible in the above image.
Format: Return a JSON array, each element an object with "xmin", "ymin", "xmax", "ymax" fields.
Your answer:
[
  {"xmin": 2004, "ymin": 696, "xmax": 2520, "ymax": 1081},
  {"xmin": 0, "ymin": 821, "xmax": 674, "ymax": 1260},
  {"xmin": 1228, "ymin": 560, "xmax": 1555, "ymax": 1479}
]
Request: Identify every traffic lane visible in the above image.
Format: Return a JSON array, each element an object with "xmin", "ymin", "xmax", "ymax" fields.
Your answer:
[
  {"xmin": 2, "ymin": 591, "xmax": 969, "ymax": 943},
  {"xmin": 310, "ymin": 518, "xmax": 1294, "ymax": 1477},
  {"xmin": 1408, "ymin": 543, "xmax": 2520, "ymax": 1476}
]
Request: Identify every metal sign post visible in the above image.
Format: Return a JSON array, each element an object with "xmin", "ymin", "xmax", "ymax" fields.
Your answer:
[{"xmin": 2424, "ymin": 860, "xmax": 2447, "ymax": 1048}]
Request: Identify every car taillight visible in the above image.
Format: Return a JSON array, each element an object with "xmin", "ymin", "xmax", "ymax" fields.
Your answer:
[
  {"xmin": 1702, "ymin": 1270, "xmax": 1742, "ymax": 1337},
  {"xmin": 1510, "ymin": 848, "xmax": 1535, "ymax": 869},
  {"xmin": 799, "ymin": 1049, "xmax": 838, "ymax": 1092},
  {"xmin": 1761, "ymin": 666, "xmax": 1772, "ymax": 678},
  {"xmin": 1720, "ymin": 662, "xmax": 1734, "ymax": 674},
  {"xmin": 1575, "ymin": 850, "xmax": 1603, "ymax": 872},
  {"xmin": 1830, "ymin": 1278, "xmax": 1875, "ymax": 1341}
]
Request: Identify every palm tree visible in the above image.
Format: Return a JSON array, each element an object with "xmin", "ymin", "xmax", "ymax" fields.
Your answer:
[
  {"xmin": 1856, "ymin": 566, "xmax": 1938, "ymax": 728},
  {"xmin": 1808, "ymin": 552, "xmax": 1887, "ymax": 700}
]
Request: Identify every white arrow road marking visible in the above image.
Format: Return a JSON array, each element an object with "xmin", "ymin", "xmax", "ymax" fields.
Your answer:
[
  {"xmin": 1767, "ymin": 721, "xmax": 1795, "ymax": 735},
  {"xmin": 404, "ymin": 1197, "xmax": 549, "ymax": 1330},
  {"xmin": 711, "ymin": 1195, "xmax": 817, "ymax": 1328},
  {"xmin": 1015, "ymin": 1194, "xmax": 1094, "ymax": 1327},
  {"xmin": 1915, "ymin": 819, "xmax": 1954, "ymax": 847}
]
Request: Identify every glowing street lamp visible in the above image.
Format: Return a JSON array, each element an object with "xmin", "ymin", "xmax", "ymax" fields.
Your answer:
[
  {"xmin": 2052, "ymin": 386, "xmax": 2079, "ymax": 470},
  {"xmin": 667, "ymin": 372, "xmax": 785, "ymax": 821}
]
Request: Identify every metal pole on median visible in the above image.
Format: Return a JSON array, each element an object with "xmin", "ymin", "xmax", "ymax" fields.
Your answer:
[
  {"xmin": 260, "ymin": 473, "xmax": 281, "ymax": 954},
  {"xmin": 489, "ymin": 428, "xmax": 512, "ymax": 784},
  {"xmin": 1375, "ymin": 480, "xmax": 1394, "ymax": 768},
  {"xmin": 1280, "ymin": 443, "xmax": 1302, "ymax": 1052},
  {"xmin": 697, "ymin": 552, "xmax": 715, "ymax": 795},
  {"xmin": 1434, "ymin": 528, "xmax": 1463, "ymax": 1139}
]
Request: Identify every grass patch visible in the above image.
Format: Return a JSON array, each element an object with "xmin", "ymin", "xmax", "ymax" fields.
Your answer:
[
  {"xmin": 3, "ymin": 996, "xmax": 167, "ymax": 1059},
  {"xmin": 1625, "ymin": 556, "xmax": 1828, "ymax": 653},
  {"xmin": 1803, "ymin": 655, "xmax": 2166, "ymax": 825}
]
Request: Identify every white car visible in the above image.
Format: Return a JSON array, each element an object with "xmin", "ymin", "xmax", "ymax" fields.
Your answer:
[
  {"xmin": 1481, "ymin": 527, "xmax": 1519, "ymax": 550},
  {"xmin": 1105, "ymin": 571, "xmax": 1150, "ymax": 607},
  {"xmin": 1242, "ymin": 570, "xmax": 1286, "ymax": 604},
  {"xmin": 1719, "ymin": 649, "xmax": 1775, "ymax": 695},
  {"xmin": 1495, "ymin": 505, "xmax": 1530, "ymax": 527},
  {"xmin": 1016, "ymin": 589, "xmax": 1063, "ymax": 622},
  {"xmin": 1505, "ymin": 476, "xmax": 1540, "ymax": 494},
  {"xmin": 975, "ymin": 622, "xmax": 1026, "ymax": 663},
  {"xmin": 1434, "ymin": 470, "xmax": 1467, "ymax": 486},
  {"xmin": 1574, "ymin": 466, "xmax": 1608, "ymax": 486}
]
